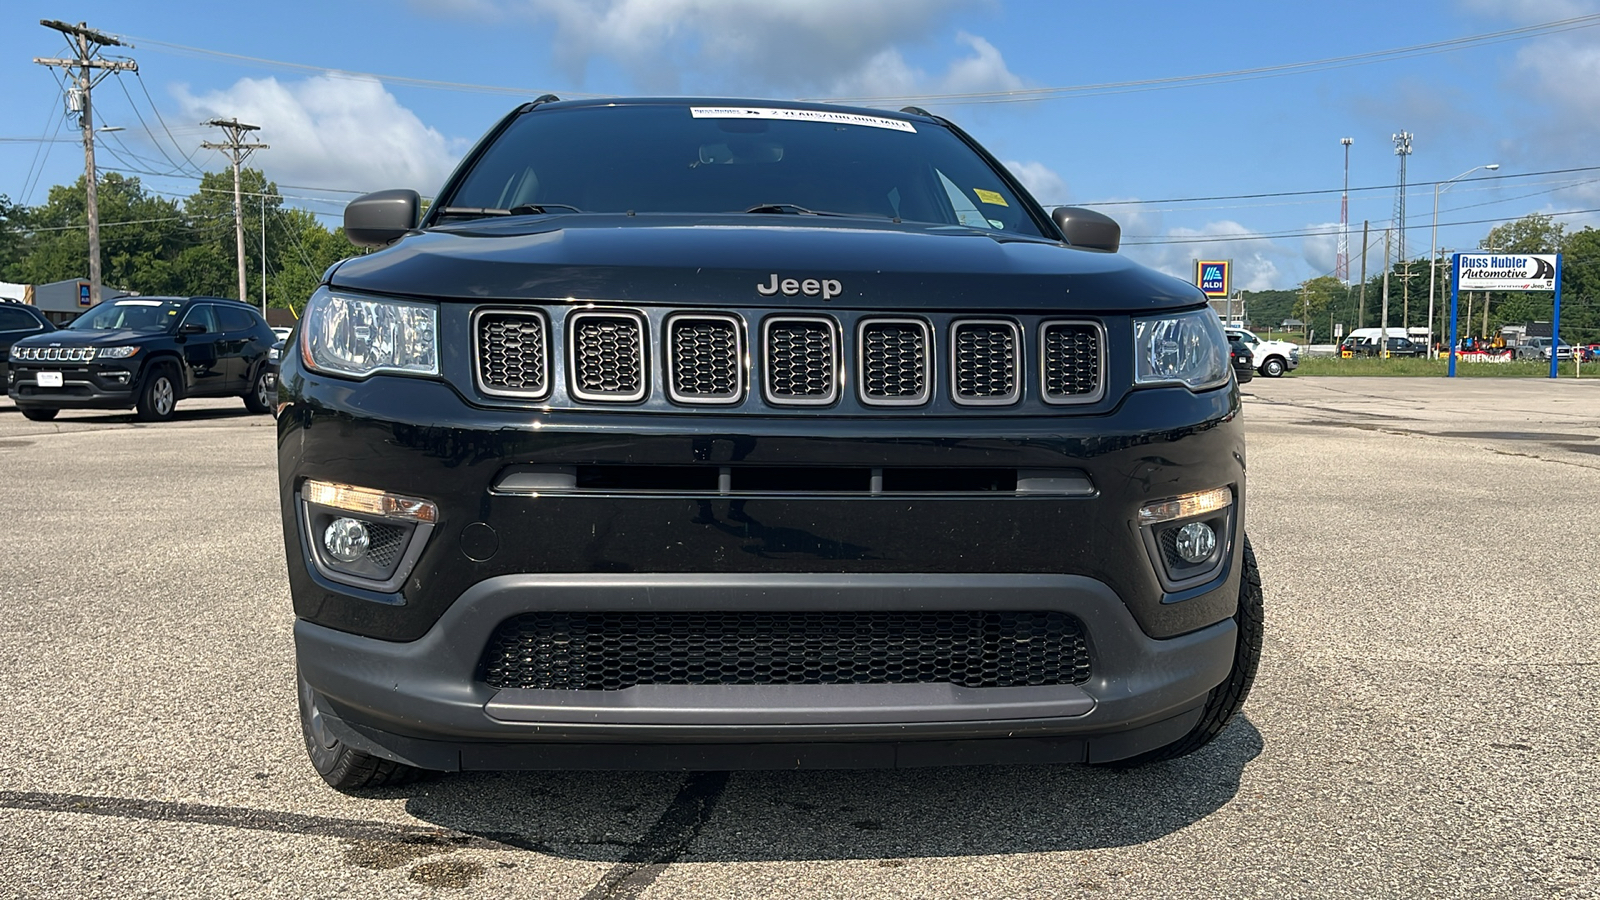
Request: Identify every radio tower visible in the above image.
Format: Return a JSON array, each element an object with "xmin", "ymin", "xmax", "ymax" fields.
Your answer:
[
  {"xmin": 1391, "ymin": 131, "xmax": 1413, "ymax": 265},
  {"xmin": 1337, "ymin": 137, "xmax": 1352, "ymax": 283}
]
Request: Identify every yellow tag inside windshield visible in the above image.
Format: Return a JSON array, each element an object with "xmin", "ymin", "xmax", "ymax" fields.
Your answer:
[{"xmin": 973, "ymin": 189, "xmax": 1008, "ymax": 207}]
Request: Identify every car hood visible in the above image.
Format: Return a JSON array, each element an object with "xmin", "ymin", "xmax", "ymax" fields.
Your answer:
[
  {"xmin": 13, "ymin": 328, "xmax": 162, "ymax": 347},
  {"xmin": 329, "ymin": 216, "xmax": 1207, "ymax": 313}
]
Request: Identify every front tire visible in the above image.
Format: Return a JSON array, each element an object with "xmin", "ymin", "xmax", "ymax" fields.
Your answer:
[
  {"xmin": 20, "ymin": 407, "xmax": 59, "ymax": 421},
  {"xmin": 243, "ymin": 367, "xmax": 274, "ymax": 414},
  {"xmin": 1262, "ymin": 356, "xmax": 1286, "ymax": 377},
  {"xmin": 1108, "ymin": 535, "xmax": 1263, "ymax": 767},
  {"xmin": 298, "ymin": 670, "xmax": 424, "ymax": 791},
  {"xmin": 135, "ymin": 367, "xmax": 178, "ymax": 422}
]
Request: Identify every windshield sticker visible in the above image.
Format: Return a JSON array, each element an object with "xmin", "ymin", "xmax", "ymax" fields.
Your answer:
[
  {"xmin": 115, "ymin": 300, "xmax": 164, "ymax": 306},
  {"xmin": 973, "ymin": 189, "xmax": 1009, "ymax": 207},
  {"xmin": 690, "ymin": 107, "xmax": 916, "ymax": 133}
]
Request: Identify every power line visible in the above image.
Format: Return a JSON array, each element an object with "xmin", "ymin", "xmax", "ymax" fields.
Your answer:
[
  {"xmin": 1121, "ymin": 206, "xmax": 1600, "ymax": 246},
  {"xmin": 118, "ymin": 32, "xmax": 601, "ymax": 99},
  {"xmin": 130, "ymin": 69, "xmax": 206, "ymax": 176},
  {"xmin": 1070, "ymin": 165, "xmax": 1600, "ymax": 208},
  {"xmin": 808, "ymin": 14, "xmax": 1600, "ymax": 105}
]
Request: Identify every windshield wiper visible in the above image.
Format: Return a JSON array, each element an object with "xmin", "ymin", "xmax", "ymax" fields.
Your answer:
[
  {"xmin": 434, "ymin": 204, "xmax": 583, "ymax": 221},
  {"xmin": 744, "ymin": 203, "xmax": 888, "ymax": 219}
]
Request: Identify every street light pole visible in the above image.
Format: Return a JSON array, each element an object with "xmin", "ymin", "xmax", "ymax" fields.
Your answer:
[{"xmin": 1428, "ymin": 163, "xmax": 1498, "ymax": 357}]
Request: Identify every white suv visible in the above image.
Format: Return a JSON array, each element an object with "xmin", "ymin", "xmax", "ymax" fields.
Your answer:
[{"xmin": 1225, "ymin": 328, "xmax": 1299, "ymax": 378}]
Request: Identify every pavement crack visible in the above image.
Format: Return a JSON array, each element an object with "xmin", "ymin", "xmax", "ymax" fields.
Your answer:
[
  {"xmin": 0, "ymin": 789, "xmax": 513, "ymax": 850},
  {"xmin": 579, "ymin": 771, "xmax": 730, "ymax": 900}
]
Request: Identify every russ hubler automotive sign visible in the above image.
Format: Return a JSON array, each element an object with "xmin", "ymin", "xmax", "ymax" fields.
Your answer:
[{"xmin": 1457, "ymin": 253, "xmax": 1558, "ymax": 291}]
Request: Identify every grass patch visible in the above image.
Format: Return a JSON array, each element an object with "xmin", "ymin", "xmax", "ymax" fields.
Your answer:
[{"xmin": 1292, "ymin": 356, "xmax": 1588, "ymax": 377}]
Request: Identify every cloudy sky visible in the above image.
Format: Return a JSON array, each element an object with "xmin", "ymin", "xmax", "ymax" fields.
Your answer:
[{"xmin": 4, "ymin": 0, "xmax": 1599, "ymax": 289}]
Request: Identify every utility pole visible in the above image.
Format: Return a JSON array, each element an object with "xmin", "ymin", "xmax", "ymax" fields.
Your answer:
[
  {"xmin": 1381, "ymin": 228, "xmax": 1392, "ymax": 358},
  {"xmin": 34, "ymin": 20, "xmax": 136, "ymax": 306},
  {"xmin": 259, "ymin": 194, "xmax": 267, "ymax": 315},
  {"xmin": 1358, "ymin": 220, "xmax": 1369, "ymax": 329},
  {"xmin": 202, "ymin": 119, "xmax": 268, "ymax": 305}
]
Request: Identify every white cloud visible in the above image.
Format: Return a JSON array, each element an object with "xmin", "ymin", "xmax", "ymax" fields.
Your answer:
[
  {"xmin": 1003, "ymin": 159, "xmax": 1068, "ymax": 205},
  {"xmin": 174, "ymin": 75, "xmax": 462, "ymax": 193},
  {"xmin": 829, "ymin": 32, "xmax": 1024, "ymax": 104},
  {"xmin": 411, "ymin": 0, "xmax": 1018, "ymax": 99}
]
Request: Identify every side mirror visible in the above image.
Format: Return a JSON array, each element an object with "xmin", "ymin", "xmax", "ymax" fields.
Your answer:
[
  {"xmin": 178, "ymin": 323, "xmax": 206, "ymax": 335},
  {"xmin": 345, "ymin": 189, "xmax": 421, "ymax": 247},
  {"xmin": 1051, "ymin": 206, "xmax": 1121, "ymax": 253}
]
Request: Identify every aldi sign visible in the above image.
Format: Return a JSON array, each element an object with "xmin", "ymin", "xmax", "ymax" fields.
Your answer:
[
  {"xmin": 1196, "ymin": 260, "xmax": 1231, "ymax": 299},
  {"xmin": 1457, "ymin": 253, "xmax": 1557, "ymax": 291}
]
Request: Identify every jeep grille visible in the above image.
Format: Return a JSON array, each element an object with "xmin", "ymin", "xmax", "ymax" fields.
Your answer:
[
  {"xmin": 478, "ymin": 610, "xmax": 1092, "ymax": 691},
  {"xmin": 763, "ymin": 317, "xmax": 837, "ymax": 405},
  {"xmin": 858, "ymin": 319, "xmax": 930, "ymax": 405},
  {"xmin": 667, "ymin": 315, "xmax": 742, "ymax": 404},
  {"xmin": 1041, "ymin": 321, "xmax": 1103, "ymax": 403},
  {"xmin": 570, "ymin": 312, "xmax": 646, "ymax": 402},
  {"xmin": 952, "ymin": 320, "xmax": 1020, "ymax": 405},
  {"xmin": 475, "ymin": 310, "xmax": 549, "ymax": 397}
]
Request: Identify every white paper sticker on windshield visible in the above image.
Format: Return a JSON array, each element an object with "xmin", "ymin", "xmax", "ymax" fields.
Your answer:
[
  {"xmin": 691, "ymin": 107, "xmax": 916, "ymax": 133},
  {"xmin": 114, "ymin": 300, "xmax": 163, "ymax": 306}
]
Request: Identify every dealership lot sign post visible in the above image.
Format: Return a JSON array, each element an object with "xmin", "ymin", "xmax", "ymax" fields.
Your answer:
[{"xmin": 1449, "ymin": 252, "xmax": 1562, "ymax": 378}]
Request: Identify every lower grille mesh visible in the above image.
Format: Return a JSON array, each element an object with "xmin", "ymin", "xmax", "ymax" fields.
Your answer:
[{"xmin": 479, "ymin": 610, "xmax": 1091, "ymax": 691}]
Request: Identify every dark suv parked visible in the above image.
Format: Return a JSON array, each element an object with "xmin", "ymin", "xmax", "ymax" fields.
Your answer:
[
  {"xmin": 281, "ymin": 98, "xmax": 1262, "ymax": 789},
  {"xmin": 0, "ymin": 300, "xmax": 55, "ymax": 390},
  {"xmin": 7, "ymin": 296, "xmax": 277, "ymax": 421}
]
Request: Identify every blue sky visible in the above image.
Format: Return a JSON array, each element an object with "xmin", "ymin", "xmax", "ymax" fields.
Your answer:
[{"xmin": 4, "ymin": 0, "xmax": 1599, "ymax": 290}]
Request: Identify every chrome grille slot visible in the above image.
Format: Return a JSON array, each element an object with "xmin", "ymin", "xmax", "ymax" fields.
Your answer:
[
  {"xmin": 13, "ymin": 346, "xmax": 95, "ymax": 363},
  {"xmin": 667, "ymin": 314, "xmax": 742, "ymax": 404},
  {"xmin": 570, "ymin": 311, "xmax": 647, "ymax": 402},
  {"xmin": 858, "ymin": 318, "xmax": 930, "ymax": 406},
  {"xmin": 763, "ymin": 317, "xmax": 837, "ymax": 405},
  {"xmin": 1041, "ymin": 321, "xmax": 1104, "ymax": 403},
  {"xmin": 475, "ymin": 310, "xmax": 550, "ymax": 398},
  {"xmin": 951, "ymin": 320, "xmax": 1020, "ymax": 405}
]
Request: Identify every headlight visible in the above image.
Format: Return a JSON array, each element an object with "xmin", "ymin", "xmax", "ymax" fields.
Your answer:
[
  {"xmin": 95, "ymin": 346, "xmax": 140, "ymax": 359},
  {"xmin": 268, "ymin": 347, "xmax": 281, "ymax": 362},
  {"xmin": 301, "ymin": 287, "xmax": 438, "ymax": 378},
  {"xmin": 1133, "ymin": 308, "xmax": 1229, "ymax": 391}
]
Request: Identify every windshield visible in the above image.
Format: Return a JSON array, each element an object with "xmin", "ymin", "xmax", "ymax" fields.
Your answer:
[
  {"xmin": 68, "ymin": 299, "xmax": 183, "ymax": 333},
  {"xmin": 441, "ymin": 104, "xmax": 1048, "ymax": 237}
]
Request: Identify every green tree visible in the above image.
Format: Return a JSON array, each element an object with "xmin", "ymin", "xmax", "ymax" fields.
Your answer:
[
  {"xmin": 1481, "ymin": 213, "xmax": 1565, "ymax": 253},
  {"xmin": 182, "ymin": 168, "xmax": 284, "ymax": 303},
  {"xmin": 7, "ymin": 173, "xmax": 192, "ymax": 294}
]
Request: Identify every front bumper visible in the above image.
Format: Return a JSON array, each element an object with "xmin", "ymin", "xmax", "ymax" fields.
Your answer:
[
  {"xmin": 7, "ymin": 363, "xmax": 140, "ymax": 409},
  {"xmin": 298, "ymin": 572, "xmax": 1237, "ymax": 769},
  {"xmin": 281, "ymin": 358, "xmax": 1248, "ymax": 769}
]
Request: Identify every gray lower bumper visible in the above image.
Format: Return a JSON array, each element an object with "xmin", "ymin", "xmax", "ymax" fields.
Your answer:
[{"xmin": 296, "ymin": 572, "xmax": 1236, "ymax": 769}]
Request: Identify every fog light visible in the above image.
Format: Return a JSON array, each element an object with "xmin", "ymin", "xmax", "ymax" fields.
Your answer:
[
  {"xmin": 1174, "ymin": 521, "xmax": 1217, "ymax": 563},
  {"xmin": 323, "ymin": 517, "xmax": 370, "ymax": 563}
]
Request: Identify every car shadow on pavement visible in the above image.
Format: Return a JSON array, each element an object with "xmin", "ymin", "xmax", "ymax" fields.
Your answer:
[{"xmin": 394, "ymin": 718, "xmax": 1263, "ymax": 860}]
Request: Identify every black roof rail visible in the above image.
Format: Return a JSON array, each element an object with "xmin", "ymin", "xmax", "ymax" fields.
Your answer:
[{"xmin": 518, "ymin": 94, "xmax": 562, "ymax": 114}]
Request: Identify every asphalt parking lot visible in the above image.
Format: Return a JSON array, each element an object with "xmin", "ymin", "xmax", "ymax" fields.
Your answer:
[{"xmin": 0, "ymin": 378, "xmax": 1596, "ymax": 899}]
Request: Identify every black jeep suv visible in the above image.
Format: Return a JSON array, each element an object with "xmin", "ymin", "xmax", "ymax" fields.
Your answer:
[
  {"xmin": 280, "ymin": 98, "xmax": 1261, "ymax": 789},
  {"xmin": 7, "ymin": 296, "xmax": 277, "ymax": 421}
]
